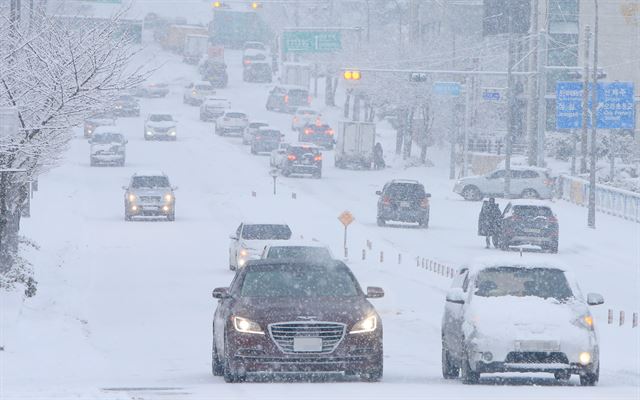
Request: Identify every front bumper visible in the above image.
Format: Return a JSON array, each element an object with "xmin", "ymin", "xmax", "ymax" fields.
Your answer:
[
  {"xmin": 146, "ymin": 130, "xmax": 177, "ymax": 140},
  {"xmin": 220, "ymin": 126, "xmax": 245, "ymax": 136},
  {"xmin": 91, "ymin": 153, "xmax": 124, "ymax": 164},
  {"xmin": 127, "ymin": 202, "xmax": 174, "ymax": 217},
  {"xmin": 286, "ymin": 163, "xmax": 321, "ymax": 175}
]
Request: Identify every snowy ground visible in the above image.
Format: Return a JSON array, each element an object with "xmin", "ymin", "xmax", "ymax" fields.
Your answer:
[{"xmin": 1, "ymin": 45, "xmax": 639, "ymax": 400}]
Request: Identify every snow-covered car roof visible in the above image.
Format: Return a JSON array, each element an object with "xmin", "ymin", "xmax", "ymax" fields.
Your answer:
[
  {"xmin": 274, "ymin": 84, "xmax": 309, "ymax": 91},
  {"xmin": 264, "ymin": 240, "xmax": 328, "ymax": 248},
  {"xmin": 92, "ymin": 126, "xmax": 123, "ymax": 136},
  {"xmin": 224, "ymin": 109, "xmax": 247, "ymax": 115},
  {"xmin": 289, "ymin": 142, "xmax": 321, "ymax": 149},
  {"xmin": 132, "ymin": 170, "xmax": 167, "ymax": 178},
  {"xmin": 501, "ymin": 199, "xmax": 555, "ymax": 207},
  {"xmin": 460, "ymin": 254, "xmax": 570, "ymax": 275},
  {"xmin": 257, "ymin": 126, "xmax": 280, "ymax": 132},
  {"xmin": 248, "ymin": 120, "xmax": 269, "ymax": 125},
  {"xmin": 194, "ymin": 80, "xmax": 215, "ymax": 87},
  {"xmin": 203, "ymin": 96, "xmax": 228, "ymax": 103}
]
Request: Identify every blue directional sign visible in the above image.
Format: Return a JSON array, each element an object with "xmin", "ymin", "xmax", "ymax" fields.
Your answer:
[
  {"xmin": 432, "ymin": 81, "xmax": 461, "ymax": 97},
  {"xmin": 482, "ymin": 88, "xmax": 503, "ymax": 101},
  {"xmin": 556, "ymin": 81, "xmax": 635, "ymax": 129}
]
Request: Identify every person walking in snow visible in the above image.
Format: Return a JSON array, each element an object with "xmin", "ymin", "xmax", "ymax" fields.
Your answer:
[
  {"xmin": 373, "ymin": 142, "xmax": 385, "ymax": 169},
  {"xmin": 478, "ymin": 197, "xmax": 502, "ymax": 248}
]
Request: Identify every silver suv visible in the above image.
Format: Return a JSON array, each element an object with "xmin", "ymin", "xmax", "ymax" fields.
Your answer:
[
  {"xmin": 123, "ymin": 172, "xmax": 177, "ymax": 221},
  {"xmin": 441, "ymin": 262, "xmax": 603, "ymax": 386},
  {"xmin": 453, "ymin": 167, "xmax": 554, "ymax": 201},
  {"xmin": 89, "ymin": 127, "xmax": 126, "ymax": 167}
]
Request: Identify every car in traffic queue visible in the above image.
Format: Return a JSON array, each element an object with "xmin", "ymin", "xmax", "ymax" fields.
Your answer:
[
  {"xmin": 265, "ymin": 85, "xmax": 311, "ymax": 114},
  {"xmin": 250, "ymin": 127, "xmax": 283, "ymax": 155},
  {"xmin": 183, "ymin": 81, "xmax": 217, "ymax": 106},
  {"xmin": 441, "ymin": 260, "xmax": 603, "ymax": 386},
  {"xmin": 84, "ymin": 111, "xmax": 116, "ymax": 138},
  {"xmin": 144, "ymin": 114, "xmax": 177, "ymax": 141},
  {"xmin": 376, "ymin": 179, "xmax": 431, "ymax": 228},
  {"xmin": 243, "ymin": 41, "xmax": 266, "ymax": 52},
  {"xmin": 242, "ymin": 48, "xmax": 268, "ymax": 66},
  {"xmin": 260, "ymin": 241, "xmax": 334, "ymax": 263},
  {"xmin": 200, "ymin": 97, "xmax": 230, "ymax": 122},
  {"xmin": 215, "ymin": 110, "xmax": 249, "ymax": 137},
  {"xmin": 112, "ymin": 94, "xmax": 140, "ymax": 117},
  {"xmin": 298, "ymin": 122, "xmax": 335, "ymax": 149},
  {"xmin": 132, "ymin": 82, "xmax": 170, "ymax": 98},
  {"xmin": 291, "ymin": 108, "xmax": 320, "ymax": 131},
  {"xmin": 242, "ymin": 121, "xmax": 269, "ymax": 145},
  {"xmin": 228, "ymin": 222, "xmax": 292, "ymax": 270},
  {"xmin": 123, "ymin": 172, "xmax": 177, "ymax": 221},
  {"xmin": 200, "ymin": 60, "xmax": 228, "ymax": 88},
  {"xmin": 211, "ymin": 260, "xmax": 385, "ymax": 382},
  {"xmin": 454, "ymin": 166, "xmax": 555, "ymax": 201},
  {"xmin": 88, "ymin": 127, "xmax": 127, "ymax": 167},
  {"xmin": 242, "ymin": 60, "xmax": 272, "ymax": 83},
  {"xmin": 495, "ymin": 200, "xmax": 559, "ymax": 253},
  {"xmin": 270, "ymin": 142, "xmax": 323, "ymax": 179}
]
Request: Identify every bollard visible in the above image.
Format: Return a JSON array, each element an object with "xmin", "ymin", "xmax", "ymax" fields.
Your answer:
[
  {"xmin": 446, "ymin": 266, "xmax": 450, "ymax": 276},
  {"xmin": 379, "ymin": 251, "xmax": 384, "ymax": 263},
  {"xmin": 620, "ymin": 311, "xmax": 625, "ymax": 326},
  {"xmin": 362, "ymin": 249, "xmax": 366, "ymax": 261},
  {"xmin": 633, "ymin": 313, "xmax": 638, "ymax": 328},
  {"xmin": 608, "ymin": 309, "xmax": 613, "ymax": 324},
  {"xmin": 429, "ymin": 260, "xmax": 433, "ymax": 272},
  {"xmin": 422, "ymin": 258, "xmax": 426, "ymax": 269},
  {"xmin": 344, "ymin": 247, "xmax": 348, "ymax": 259},
  {"xmin": 292, "ymin": 192, "xmax": 297, "ymax": 199},
  {"xmin": 251, "ymin": 191, "xmax": 257, "ymax": 197},
  {"xmin": 398, "ymin": 254, "xmax": 402, "ymax": 264},
  {"xmin": 366, "ymin": 240, "xmax": 372, "ymax": 250},
  {"xmin": 416, "ymin": 257, "xmax": 420, "ymax": 267}
]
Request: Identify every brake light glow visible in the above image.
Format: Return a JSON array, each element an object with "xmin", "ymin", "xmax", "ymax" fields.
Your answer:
[
  {"xmin": 244, "ymin": 60, "xmax": 251, "ymax": 65},
  {"xmin": 287, "ymin": 154, "xmax": 296, "ymax": 161},
  {"xmin": 284, "ymin": 95, "xmax": 289, "ymax": 103},
  {"xmin": 314, "ymin": 155, "xmax": 322, "ymax": 161},
  {"xmin": 327, "ymin": 129, "xmax": 334, "ymax": 135},
  {"xmin": 420, "ymin": 197, "xmax": 429, "ymax": 208},
  {"xmin": 304, "ymin": 128, "xmax": 312, "ymax": 135},
  {"xmin": 382, "ymin": 196, "xmax": 391, "ymax": 205},
  {"xmin": 307, "ymin": 96, "xmax": 312, "ymax": 104}
]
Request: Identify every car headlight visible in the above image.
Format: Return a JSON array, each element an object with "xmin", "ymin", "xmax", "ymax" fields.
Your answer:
[
  {"xmin": 233, "ymin": 316, "xmax": 264, "ymax": 335},
  {"xmin": 579, "ymin": 351, "xmax": 592, "ymax": 365},
  {"xmin": 169, "ymin": 128, "xmax": 177, "ymax": 136},
  {"xmin": 146, "ymin": 130, "xmax": 154, "ymax": 135},
  {"xmin": 239, "ymin": 249, "xmax": 249, "ymax": 257},
  {"xmin": 164, "ymin": 193, "xmax": 173, "ymax": 203},
  {"xmin": 350, "ymin": 315, "xmax": 377, "ymax": 334},
  {"xmin": 573, "ymin": 314, "xmax": 594, "ymax": 331},
  {"xmin": 127, "ymin": 193, "xmax": 137, "ymax": 202}
]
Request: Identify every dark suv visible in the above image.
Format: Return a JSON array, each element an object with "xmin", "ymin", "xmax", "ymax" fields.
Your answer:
[
  {"xmin": 211, "ymin": 260, "xmax": 384, "ymax": 382},
  {"xmin": 251, "ymin": 127, "xmax": 283, "ymax": 154},
  {"xmin": 495, "ymin": 201, "xmax": 559, "ymax": 253},
  {"xmin": 271, "ymin": 143, "xmax": 322, "ymax": 179},
  {"xmin": 265, "ymin": 85, "xmax": 311, "ymax": 113},
  {"xmin": 376, "ymin": 180, "xmax": 431, "ymax": 228},
  {"xmin": 299, "ymin": 123, "xmax": 335, "ymax": 149}
]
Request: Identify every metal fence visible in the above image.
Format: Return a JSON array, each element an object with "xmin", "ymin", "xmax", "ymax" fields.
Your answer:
[{"xmin": 557, "ymin": 175, "xmax": 640, "ymax": 223}]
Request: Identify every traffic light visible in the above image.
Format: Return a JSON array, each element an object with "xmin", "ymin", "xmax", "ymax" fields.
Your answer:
[
  {"xmin": 250, "ymin": 1, "xmax": 261, "ymax": 9},
  {"xmin": 343, "ymin": 70, "xmax": 361, "ymax": 80},
  {"xmin": 212, "ymin": 1, "xmax": 223, "ymax": 8}
]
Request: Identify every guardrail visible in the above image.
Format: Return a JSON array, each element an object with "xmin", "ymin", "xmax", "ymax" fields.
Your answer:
[{"xmin": 557, "ymin": 175, "xmax": 640, "ymax": 223}]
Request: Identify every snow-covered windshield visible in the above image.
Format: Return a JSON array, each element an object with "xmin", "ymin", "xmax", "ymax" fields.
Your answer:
[
  {"xmin": 226, "ymin": 112, "xmax": 246, "ymax": 119},
  {"xmin": 242, "ymin": 224, "xmax": 291, "ymax": 240},
  {"xmin": 131, "ymin": 176, "xmax": 170, "ymax": 189},
  {"xmin": 512, "ymin": 206, "xmax": 553, "ymax": 218},
  {"xmin": 240, "ymin": 265, "xmax": 358, "ymax": 297},
  {"xmin": 474, "ymin": 267, "xmax": 573, "ymax": 301},
  {"xmin": 258, "ymin": 129, "xmax": 280, "ymax": 138},
  {"xmin": 266, "ymin": 246, "xmax": 332, "ymax": 261},
  {"xmin": 149, "ymin": 114, "xmax": 173, "ymax": 122},
  {"xmin": 195, "ymin": 84, "xmax": 213, "ymax": 91},
  {"xmin": 385, "ymin": 183, "xmax": 425, "ymax": 199}
]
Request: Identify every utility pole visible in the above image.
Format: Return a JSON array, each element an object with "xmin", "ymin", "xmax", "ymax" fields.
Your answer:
[
  {"xmin": 504, "ymin": 17, "xmax": 514, "ymax": 197},
  {"xmin": 526, "ymin": 0, "xmax": 539, "ymax": 166},
  {"xmin": 366, "ymin": 0, "xmax": 371, "ymax": 43},
  {"xmin": 581, "ymin": 25, "xmax": 591, "ymax": 174},
  {"xmin": 588, "ymin": 0, "xmax": 599, "ymax": 229},
  {"xmin": 462, "ymin": 76, "xmax": 471, "ymax": 177},
  {"xmin": 535, "ymin": 30, "xmax": 547, "ymax": 167}
]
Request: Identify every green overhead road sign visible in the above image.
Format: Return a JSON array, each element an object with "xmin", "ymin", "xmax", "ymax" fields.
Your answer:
[
  {"xmin": 76, "ymin": 0, "xmax": 123, "ymax": 3},
  {"xmin": 283, "ymin": 31, "xmax": 341, "ymax": 53}
]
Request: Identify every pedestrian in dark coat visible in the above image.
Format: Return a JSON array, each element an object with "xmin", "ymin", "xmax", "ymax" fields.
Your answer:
[
  {"xmin": 478, "ymin": 197, "xmax": 502, "ymax": 248},
  {"xmin": 374, "ymin": 142, "xmax": 385, "ymax": 169}
]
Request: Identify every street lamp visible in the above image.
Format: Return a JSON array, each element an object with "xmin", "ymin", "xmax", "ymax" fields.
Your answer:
[{"xmin": 269, "ymin": 168, "xmax": 279, "ymax": 195}]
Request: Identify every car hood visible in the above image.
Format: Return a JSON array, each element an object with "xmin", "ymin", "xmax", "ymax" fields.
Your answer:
[
  {"xmin": 147, "ymin": 121, "xmax": 176, "ymax": 129},
  {"xmin": 232, "ymin": 296, "xmax": 375, "ymax": 326},
  {"xmin": 465, "ymin": 296, "xmax": 588, "ymax": 339},
  {"xmin": 240, "ymin": 239, "xmax": 286, "ymax": 250},
  {"xmin": 86, "ymin": 118, "xmax": 114, "ymax": 125},
  {"xmin": 91, "ymin": 143, "xmax": 123, "ymax": 151},
  {"xmin": 130, "ymin": 188, "xmax": 171, "ymax": 196}
]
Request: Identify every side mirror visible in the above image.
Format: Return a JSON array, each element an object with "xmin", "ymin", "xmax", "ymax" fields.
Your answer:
[
  {"xmin": 172, "ymin": 186, "xmax": 179, "ymax": 191},
  {"xmin": 212, "ymin": 287, "xmax": 230, "ymax": 299},
  {"xmin": 121, "ymin": 186, "xmax": 128, "ymax": 190},
  {"xmin": 425, "ymin": 193, "xmax": 432, "ymax": 198},
  {"xmin": 125, "ymin": 140, "xmax": 129, "ymax": 144},
  {"xmin": 366, "ymin": 286, "xmax": 384, "ymax": 298},
  {"xmin": 587, "ymin": 293, "xmax": 604, "ymax": 306},
  {"xmin": 229, "ymin": 235, "xmax": 238, "ymax": 241},
  {"xmin": 375, "ymin": 190, "xmax": 382, "ymax": 196},
  {"xmin": 446, "ymin": 288, "xmax": 466, "ymax": 304},
  {"xmin": 88, "ymin": 139, "xmax": 93, "ymax": 144}
]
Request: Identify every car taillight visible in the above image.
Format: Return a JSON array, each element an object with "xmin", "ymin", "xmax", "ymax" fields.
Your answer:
[
  {"xmin": 307, "ymin": 96, "xmax": 312, "ymax": 104},
  {"xmin": 244, "ymin": 60, "xmax": 251, "ymax": 65},
  {"xmin": 255, "ymin": 136, "xmax": 261, "ymax": 140},
  {"xmin": 420, "ymin": 197, "xmax": 429, "ymax": 208},
  {"xmin": 382, "ymin": 196, "xmax": 391, "ymax": 205},
  {"xmin": 304, "ymin": 129, "xmax": 312, "ymax": 135},
  {"xmin": 326, "ymin": 129, "xmax": 334, "ymax": 135},
  {"xmin": 314, "ymin": 155, "xmax": 322, "ymax": 161},
  {"xmin": 548, "ymin": 215, "xmax": 558, "ymax": 223},
  {"xmin": 284, "ymin": 95, "xmax": 289, "ymax": 103},
  {"xmin": 293, "ymin": 117, "xmax": 298, "ymax": 122},
  {"xmin": 287, "ymin": 154, "xmax": 296, "ymax": 160},
  {"xmin": 544, "ymin": 178, "xmax": 553, "ymax": 186}
]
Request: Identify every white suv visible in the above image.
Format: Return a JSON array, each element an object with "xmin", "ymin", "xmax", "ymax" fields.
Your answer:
[
  {"xmin": 453, "ymin": 167, "xmax": 554, "ymax": 201},
  {"xmin": 215, "ymin": 110, "xmax": 248, "ymax": 137},
  {"xmin": 228, "ymin": 222, "xmax": 292, "ymax": 270},
  {"xmin": 183, "ymin": 81, "xmax": 216, "ymax": 106},
  {"xmin": 441, "ymin": 261, "xmax": 603, "ymax": 386}
]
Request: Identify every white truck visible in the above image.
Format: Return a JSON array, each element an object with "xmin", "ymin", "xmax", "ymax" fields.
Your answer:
[
  {"xmin": 280, "ymin": 62, "xmax": 311, "ymax": 89},
  {"xmin": 183, "ymin": 34, "xmax": 209, "ymax": 64},
  {"xmin": 334, "ymin": 121, "xmax": 376, "ymax": 169}
]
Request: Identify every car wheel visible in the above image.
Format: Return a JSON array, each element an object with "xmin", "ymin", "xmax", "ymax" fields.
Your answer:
[
  {"xmin": 281, "ymin": 169, "xmax": 290, "ymax": 177},
  {"xmin": 90, "ymin": 158, "xmax": 96, "ymax": 167},
  {"xmin": 312, "ymin": 170, "xmax": 322, "ymax": 179},
  {"xmin": 211, "ymin": 340, "xmax": 224, "ymax": 377},
  {"xmin": 229, "ymin": 262, "xmax": 236, "ymax": 271},
  {"xmin": 419, "ymin": 217, "xmax": 429, "ymax": 229},
  {"xmin": 461, "ymin": 351, "xmax": 480, "ymax": 384},
  {"xmin": 580, "ymin": 367, "xmax": 599, "ymax": 386},
  {"xmin": 250, "ymin": 147, "xmax": 257, "ymax": 155},
  {"xmin": 377, "ymin": 217, "xmax": 386, "ymax": 227},
  {"xmin": 124, "ymin": 213, "xmax": 132, "ymax": 222},
  {"xmin": 521, "ymin": 188, "xmax": 539, "ymax": 199},
  {"xmin": 462, "ymin": 185, "xmax": 482, "ymax": 201},
  {"xmin": 442, "ymin": 344, "xmax": 460, "ymax": 379},
  {"xmin": 167, "ymin": 212, "xmax": 175, "ymax": 222},
  {"xmin": 360, "ymin": 364, "xmax": 383, "ymax": 382}
]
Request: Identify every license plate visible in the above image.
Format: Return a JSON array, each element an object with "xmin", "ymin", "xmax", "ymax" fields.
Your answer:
[
  {"xmin": 293, "ymin": 337, "xmax": 322, "ymax": 352},
  {"xmin": 400, "ymin": 201, "xmax": 411, "ymax": 208},
  {"xmin": 303, "ymin": 159, "xmax": 311, "ymax": 164},
  {"xmin": 143, "ymin": 206, "xmax": 158, "ymax": 211},
  {"xmin": 515, "ymin": 340, "xmax": 559, "ymax": 352},
  {"xmin": 523, "ymin": 228, "xmax": 541, "ymax": 234}
]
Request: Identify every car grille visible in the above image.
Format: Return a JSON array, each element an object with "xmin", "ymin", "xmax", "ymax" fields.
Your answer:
[
  {"xmin": 269, "ymin": 322, "xmax": 346, "ymax": 354},
  {"xmin": 139, "ymin": 196, "xmax": 161, "ymax": 203},
  {"xmin": 505, "ymin": 352, "xmax": 569, "ymax": 364}
]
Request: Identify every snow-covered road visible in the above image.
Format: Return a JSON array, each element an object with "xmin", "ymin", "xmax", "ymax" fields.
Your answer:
[{"xmin": 2, "ymin": 46, "xmax": 639, "ymax": 400}]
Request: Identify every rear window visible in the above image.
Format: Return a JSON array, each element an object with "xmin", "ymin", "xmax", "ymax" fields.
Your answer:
[
  {"xmin": 259, "ymin": 129, "xmax": 281, "ymax": 138},
  {"xmin": 474, "ymin": 267, "xmax": 573, "ymax": 301},
  {"xmin": 512, "ymin": 206, "xmax": 553, "ymax": 218},
  {"xmin": 226, "ymin": 112, "xmax": 247, "ymax": 119},
  {"xmin": 291, "ymin": 146, "xmax": 320, "ymax": 156},
  {"xmin": 267, "ymin": 246, "xmax": 332, "ymax": 261},
  {"xmin": 149, "ymin": 114, "xmax": 173, "ymax": 122},
  {"xmin": 288, "ymin": 89, "xmax": 309, "ymax": 103},
  {"xmin": 195, "ymin": 84, "xmax": 214, "ymax": 91},
  {"xmin": 242, "ymin": 224, "xmax": 292, "ymax": 240},
  {"xmin": 384, "ymin": 183, "xmax": 425, "ymax": 199},
  {"xmin": 250, "ymin": 122, "xmax": 268, "ymax": 128}
]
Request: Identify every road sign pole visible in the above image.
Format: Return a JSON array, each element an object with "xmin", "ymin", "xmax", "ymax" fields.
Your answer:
[
  {"xmin": 588, "ymin": 0, "xmax": 599, "ymax": 229},
  {"xmin": 343, "ymin": 225, "xmax": 348, "ymax": 257},
  {"xmin": 580, "ymin": 25, "xmax": 591, "ymax": 174},
  {"xmin": 462, "ymin": 77, "xmax": 471, "ymax": 177},
  {"xmin": 504, "ymin": 18, "xmax": 514, "ymax": 198},
  {"xmin": 536, "ymin": 30, "xmax": 547, "ymax": 167}
]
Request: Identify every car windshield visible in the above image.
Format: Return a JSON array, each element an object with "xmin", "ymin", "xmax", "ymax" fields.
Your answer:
[
  {"xmin": 149, "ymin": 114, "xmax": 173, "ymax": 122},
  {"xmin": 250, "ymin": 122, "xmax": 268, "ymax": 128},
  {"xmin": 474, "ymin": 267, "xmax": 574, "ymax": 301},
  {"xmin": 242, "ymin": 224, "xmax": 291, "ymax": 240},
  {"xmin": 512, "ymin": 206, "xmax": 553, "ymax": 218},
  {"xmin": 288, "ymin": 89, "xmax": 309, "ymax": 104},
  {"xmin": 226, "ymin": 112, "xmax": 246, "ymax": 119},
  {"xmin": 258, "ymin": 130, "xmax": 280, "ymax": 138},
  {"xmin": 92, "ymin": 133, "xmax": 123, "ymax": 143},
  {"xmin": 131, "ymin": 176, "xmax": 170, "ymax": 189},
  {"xmin": 195, "ymin": 84, "xmax": 213, "ymax": 91},
  {"xmin": 118, "ymin": 95, "xmax": 135, "ymax": 102},
  {"xmin": 240, "ymin": 264, "xmax": 359, "ymax": 297},
  {"xmin": 266, "ymin": 246, "xmax": 332, "ymax": 261},
  {"xmin": 385, "ymin": 183, "xmax": 425, "ymax": 200}
]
